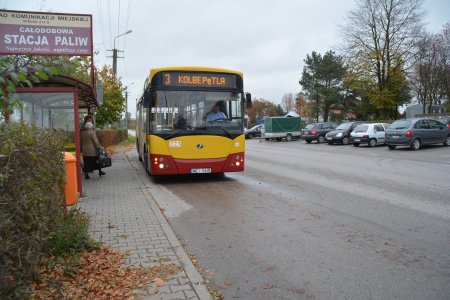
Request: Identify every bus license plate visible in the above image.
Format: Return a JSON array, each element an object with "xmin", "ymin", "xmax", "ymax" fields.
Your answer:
[{"xmin": 190, "ymin": 168, "xmax": 211, "ymax": 174}]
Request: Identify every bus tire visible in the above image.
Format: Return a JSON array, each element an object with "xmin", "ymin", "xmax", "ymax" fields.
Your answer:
[
  {"xmin": 285, "ymin": 134, "xmax": 292, "ymax": 142},
  {"xmin": 137, "ymin": 139, "xmax": 142, "ymax": 161},
  {"xmin": 144, "ymin": 146, "xmax": 150, "ymax": 175}
]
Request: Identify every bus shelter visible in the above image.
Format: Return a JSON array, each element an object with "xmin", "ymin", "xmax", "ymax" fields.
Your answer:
[{"xmin": 10, "ymin": 75, "xmax": 98, "ymax": 196}]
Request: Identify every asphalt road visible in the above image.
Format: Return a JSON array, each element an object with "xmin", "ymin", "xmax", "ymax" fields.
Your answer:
[{"xmin": 136, "ymin": 139, "xmax": 450, "ymax": 300}]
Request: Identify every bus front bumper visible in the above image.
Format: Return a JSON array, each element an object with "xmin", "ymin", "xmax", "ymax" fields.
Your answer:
[{"xmin": 150, "ymin": 152, "xmax": 244, "ymax": 175}]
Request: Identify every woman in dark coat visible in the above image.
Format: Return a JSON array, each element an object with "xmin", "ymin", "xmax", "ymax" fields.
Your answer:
[{"xmin": 80, "ymin": 119, "xmax": 105, "ymax": 179}]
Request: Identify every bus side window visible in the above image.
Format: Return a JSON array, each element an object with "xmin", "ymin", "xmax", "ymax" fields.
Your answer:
[
  {"xmin": 142, "ymin": 107, "xmax": 147, "ymax": 133},
  {"xmin": 143, "ymin": 89, "xmax": 151, "ymax": 107}
]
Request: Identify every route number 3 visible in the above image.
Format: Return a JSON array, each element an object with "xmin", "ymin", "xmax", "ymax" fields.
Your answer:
[{"xmin": 164, "ymin": 74, "xmax": 171, "ymax": 85}]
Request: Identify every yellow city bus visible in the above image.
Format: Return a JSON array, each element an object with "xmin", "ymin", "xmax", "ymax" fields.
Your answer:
[{"xmin": 136, "ymin": 66, "xmax": 251, "ymax": 175}]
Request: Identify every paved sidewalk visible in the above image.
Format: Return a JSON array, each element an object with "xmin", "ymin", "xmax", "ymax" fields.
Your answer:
[{"xmin": 76, "ymin": 149, "xmax": 211, "ymax": 300}]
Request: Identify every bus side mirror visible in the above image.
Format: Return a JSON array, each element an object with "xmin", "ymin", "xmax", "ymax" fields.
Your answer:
[{"xmin": 246, "ymin": 92, "xmax": 252, "ymax": 109}]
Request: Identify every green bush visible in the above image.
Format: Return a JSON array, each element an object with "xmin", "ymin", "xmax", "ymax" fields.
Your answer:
[
  {"xmin": 46, "ymin": 208, "xmax": 98, "ymax": 257},
  {"xmin": 0, "ymin": 123, "xmax": 101, "ymax": 299},
  {"xmin": 0, "ymin": 123, "xmax": 66, "ymax": 298}
]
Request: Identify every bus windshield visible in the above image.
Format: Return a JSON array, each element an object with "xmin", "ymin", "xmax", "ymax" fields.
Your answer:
[{"xmin": 150, "ymin": 90, "xmax": 243, "ymax": 136}]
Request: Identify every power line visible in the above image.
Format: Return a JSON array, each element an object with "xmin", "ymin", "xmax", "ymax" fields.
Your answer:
[
  {"xmin": 123, "ymin": 0, "xmax": 131, "ymax": 50},
  {"xmin": 122, "ymin": 0, "xmax": 132, "ymax": 78},
  {"xmin": 117, "ymin": 0, "xmax": 121, "ymax": 41},
  {"xmin": 120, "ymin": 0, "xmax": 132, "ymax": 80},
  {"xmin": 107, "ymin": 1, "xmax": 112, "ymax": 50},
  {"xmin": 96, "ymin": 0, "xmax": 106, "ymax": 54}
]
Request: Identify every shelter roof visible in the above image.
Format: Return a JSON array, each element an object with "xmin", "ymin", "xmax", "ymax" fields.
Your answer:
[{"xmin": 32, "ymin": 75, "xmax": 98, "ymax": 108}]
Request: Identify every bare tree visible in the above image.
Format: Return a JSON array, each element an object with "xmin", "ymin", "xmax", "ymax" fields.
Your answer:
[
  {"xmin": 341, "ymin": 0, "xmax": 425, "ymax": 118},
  {"xmin": 410, "ymin": 23, "xmax": 450, "ymax": 113},
  {"xmin": 281, "ymin": 93, "xmax": 295, "ymax": 113},
  {"xmin": 410, "ymin": 34, "xmax": 443, "ymax": 113},
  {"xmin": 437, "ymin": 23, "xmax": 450, "ymax": 108}
]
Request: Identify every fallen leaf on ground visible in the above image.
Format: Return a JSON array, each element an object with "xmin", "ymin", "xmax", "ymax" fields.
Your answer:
[
  {"xmin": 219, "ymin": 282, "xmax": 231, "ymax": 289},
  {"xmin": 30, "ymin": 246, "xmax": 181, "ymax": 299},
  {"xmin": 152, "ymin": 278, "xmax": 164, "ymax": 286},
  {"xmin": 261, "ymin": 283, "xmax": 274, "ymax": 289}
]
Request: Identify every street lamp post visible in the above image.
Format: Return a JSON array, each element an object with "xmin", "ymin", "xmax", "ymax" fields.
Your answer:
[{"xmin": 111, "ymin": 30, "xmax": 132, "ymax": 79}]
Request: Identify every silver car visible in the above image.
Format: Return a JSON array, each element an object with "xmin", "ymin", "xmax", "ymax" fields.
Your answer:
[
  {"xmin": 385, "ymin": 118, "xmax": 450, "ymax": 150},
  {"xmin": 350, "ymin": 123, "xmax": 389, "ymax": 147}
]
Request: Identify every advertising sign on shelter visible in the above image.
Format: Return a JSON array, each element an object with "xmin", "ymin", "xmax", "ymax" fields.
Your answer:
[{"xmin": 0, "ymin": 10, "xmax": 92, "ymax": 56}]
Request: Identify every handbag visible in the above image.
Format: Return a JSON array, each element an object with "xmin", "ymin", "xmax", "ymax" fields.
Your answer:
[{"xmin": 97, "ymin": 149, "xmax": 112, "ymax": 168}]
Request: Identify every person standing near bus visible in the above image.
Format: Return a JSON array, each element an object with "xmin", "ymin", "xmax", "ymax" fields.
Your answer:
[
  {"xmin": 81, "ymin": 115, "xmax": 93, "ymax": 131},
  {"xmin": 80, "ymin": 117, "xmax": 105, "ymax": 179}
]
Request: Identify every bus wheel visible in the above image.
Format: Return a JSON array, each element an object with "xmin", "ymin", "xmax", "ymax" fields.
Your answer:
[
  {"xmin": 137, "ymin": 139, "xmax": 142, "ymax": 161},
  {"xmin": 285, "ymin": 134, "xmax": 292, "ymax": 142},
  {"xmin": 144, "ymin": 147, "xmax": 150, "ymax": 174}
]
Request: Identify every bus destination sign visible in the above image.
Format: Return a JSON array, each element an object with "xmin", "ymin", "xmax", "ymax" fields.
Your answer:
[{"xmin": 162, "ymin": 72, "xmax": 237, "ymax": 89}]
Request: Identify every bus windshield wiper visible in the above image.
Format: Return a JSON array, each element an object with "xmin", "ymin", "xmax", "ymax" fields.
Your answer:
[
  {"xmin": 164, "ymin": 130, "xmax": 188, "ymax": 139},
  {"xmin": 217, "ymin": 126, "xmax": 233, "ymax": 139}
]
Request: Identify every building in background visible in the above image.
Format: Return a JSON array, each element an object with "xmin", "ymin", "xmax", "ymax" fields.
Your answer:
[{"xmin": 405, "ymin": 104, "xmax": 445, "ymax": 118}]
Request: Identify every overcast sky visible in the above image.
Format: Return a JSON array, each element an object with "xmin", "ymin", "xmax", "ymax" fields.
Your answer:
[{"xmin": 1, "ymin": 0, "xmax": 449, "ymax": 117}]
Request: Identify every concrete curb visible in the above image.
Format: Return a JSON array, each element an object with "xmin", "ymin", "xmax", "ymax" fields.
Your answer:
[{"xmin": 124, "ymin": 152, "xmax": 213, "ymax": 300}]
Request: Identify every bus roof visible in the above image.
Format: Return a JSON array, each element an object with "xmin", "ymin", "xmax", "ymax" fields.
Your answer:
[{"xmin": 148, "ymin": 66, "xmax": 243, "ymax": 82}]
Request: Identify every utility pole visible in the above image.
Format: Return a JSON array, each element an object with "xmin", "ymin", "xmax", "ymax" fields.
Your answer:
[
  {"xmin": 107, "ymin": 30, "xmax": 132, "ymax": 79},
  {"xmin": 125, "ymin": 90, "xmax": 128, "ymax": 129},
  {"xmin": 124, "ymin": 82, "xmax": 134, "ymax": 129},
  {"xmin": 107, "ymin": 48, "xmax": 124, "ymax": 79}
]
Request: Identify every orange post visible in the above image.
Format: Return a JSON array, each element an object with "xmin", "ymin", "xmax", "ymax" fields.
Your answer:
[{"xmin": 64, "ymin": 152, "xmax": 78, "ymax": 206}]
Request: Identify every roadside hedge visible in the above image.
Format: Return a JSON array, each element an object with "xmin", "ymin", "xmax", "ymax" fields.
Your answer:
[
  {"xmin": 96, "ymin": 128, "xmax": 127, "ymax": 148},
  {"xmin": 0, "ymin": 123, "xmax": 66, "ymax": 298}
]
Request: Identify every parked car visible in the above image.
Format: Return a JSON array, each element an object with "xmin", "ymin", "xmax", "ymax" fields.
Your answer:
[
  {"xmin": 350, "ymin": 123, "xmax": 389, "ymax": 147},
  {"xmin": 301, "ymin": 122, "xmax": 339, "ymax": 143},
  {"xmin": 385, "ymin": 118, "xmax": 450, "ymax": 150},
  {"xmin": 432, "ymin": 116, "xmax": 450, "ymax": 129},
  {"xmin": 245, "ymin": 124, "xmax": 263, "ymax": 139},
  {"xmin": 325, "ymin": 121, "xmax": 363, "ymax": 145}
]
